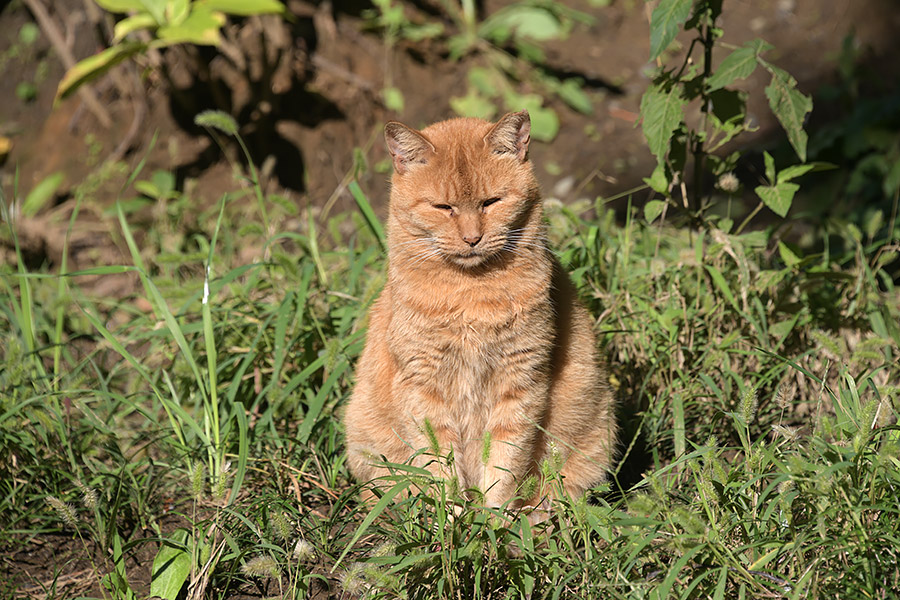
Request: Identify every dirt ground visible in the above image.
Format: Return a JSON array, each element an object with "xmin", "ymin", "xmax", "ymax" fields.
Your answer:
[
  {"xmin": 2, "ymin": 0, "xmax": 899, "ymax": 256},
  {"xmin": 1, "ymin": 0, "xmax": 899, "ymax": 597}
]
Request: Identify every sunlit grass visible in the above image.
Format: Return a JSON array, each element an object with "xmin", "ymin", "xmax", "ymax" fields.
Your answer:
[{"xmin": 1, "ymin": 116, "xmax": 898, "ymax": 599}]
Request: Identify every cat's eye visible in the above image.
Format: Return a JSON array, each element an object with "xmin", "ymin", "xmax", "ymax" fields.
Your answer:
[
  {"xmin": 433, "ymin": 204, "xmax": 453, "ymax": 212},
  {"xmin": 482, "ymin": 198, "xmax": 501, "ymax": 211}
]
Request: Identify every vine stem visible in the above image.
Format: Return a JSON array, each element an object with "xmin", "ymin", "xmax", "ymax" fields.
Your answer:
[{"xmin": 735, "ymin": 201, "xmax": 764, "ymax": 235}]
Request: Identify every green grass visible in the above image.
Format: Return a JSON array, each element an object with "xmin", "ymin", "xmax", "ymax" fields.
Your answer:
[{"xmin": 1, "ymin": 128, "xmax": 899, "ymax": 600}]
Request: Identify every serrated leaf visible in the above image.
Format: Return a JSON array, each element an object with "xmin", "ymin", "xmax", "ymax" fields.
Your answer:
[
  {"xmin": 198, "ymin": 0, "xmax": 285, "ymax": 16},
  {"xmin": 55, "ymin": 42, "xmax": 146, "ymax": 101},
  {"xmin": 706, "ymin": 47, "xmax": 755, "ymax": 91},
  {"xmin": 150, "ymin": 529, "xmax": 191, "ymax": 600},
  {"xmin": 644, "ymin": 199, "xmax": 666, "ymax": 223},
  {"xmin": 157, "ymin": 7, "xmax": 224, "ymax": 45},
  {"xmin": 22, "ymin": 172, "xmax": 64, "ymax": 217},
  {"xmin": 756, "ymin": 181, "xmax": 799, "ymax": 218},
  {"xmin": 640, "ymin": 83, "xmax": 685, "ymax": 163},
  {"xmin": 764, "ymin": 64, "xmax": 812, "ymax": 161},
  {"xmin": 649, "ymin": 0, "xmax": 692, "ymax": 61}
]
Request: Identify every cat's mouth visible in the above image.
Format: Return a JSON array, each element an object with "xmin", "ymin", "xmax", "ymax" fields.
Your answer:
[{"xmin": 449, "ymin": 250, "xmax": 489, "ymax": 267}]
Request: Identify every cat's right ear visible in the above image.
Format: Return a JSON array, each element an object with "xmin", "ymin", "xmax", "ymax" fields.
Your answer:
[{"xmin": 384, "ymin": 122, "xmax": 436, "ymax": 175}]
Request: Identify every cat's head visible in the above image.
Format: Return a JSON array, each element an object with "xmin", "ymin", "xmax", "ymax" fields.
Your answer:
[{"xmin": 384, "ymin": 111, "xmax": 542, "ymax": 270}]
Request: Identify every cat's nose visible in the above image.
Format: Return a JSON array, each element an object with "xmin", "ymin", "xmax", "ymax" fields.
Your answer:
[{"xmin": 463, "ymin": 234, "xmax": 482, "ymax": 247}]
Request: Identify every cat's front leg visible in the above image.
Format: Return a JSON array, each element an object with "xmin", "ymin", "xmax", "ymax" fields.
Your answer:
[
  {"xmin": 394, "ymin": 380, "xmax": 460, "ymax": 482},
  {"xmin": 479, "ymin": 385, "xmax": 544, "ymax": 508}
]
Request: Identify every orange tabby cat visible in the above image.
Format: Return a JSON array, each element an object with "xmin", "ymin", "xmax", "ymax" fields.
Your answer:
[{"xmin": 344, "ymin": 110, "xmax": 616, "ymax": 509}]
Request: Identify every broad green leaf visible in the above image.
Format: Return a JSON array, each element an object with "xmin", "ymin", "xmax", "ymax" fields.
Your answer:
[
  {"xmin": 22, "ymin": 172, "xmax": 64, "ymax": 217},
  {"xmin": 648, "ymin": 0, "xmax": 692, "ymax": 61},
  {"xmin": 706, "ymin": 39, "xmax": 772, "ymax": 91},
  {"xmin": 644, "ymin": 199, "xmax": 666, "ymax": 223},
  {"xmin": 137, "ymin": 0, "xmax": 167, "ymax": 24},
  {"xmin": 755, "ymin": 181, "xmax": 799, "ymax": 218},
  {"xmin": 165, "ymin": 0, "xmax": 190, "ymax": 26},
  {"xmin": 468, "ymin": 66, "xmax": 499, "ymax": 97},
  {"xmin": 777, "ymin": 163, "xmax": 816, "ymax": 183},
  {"xmin": 150, "ymin": 529, "xmax": 191, "ymax": 600},
  {"xmin": 482, "ymin": 6, "xmax": 562, "ymax": 42},
  {"xmin": 640, "ymin": 83, "xmax": 685, "ymax": 164},
  {"xmin": 777, "ymin": 241, "xmax": 800, "ymax": 267},
  {"xmin": 94, "ymin": 0, "xmax": 146, "ymax": 14},
  {"xmin": 763, "ymin": 151, "xmax": 776, "ymax": 183},
  {"xmin": 763, "ymin": 64, "xmax": 812, "ymax": 161},
  {"xmin": 113, "ymin": 13, "xmax": 158, "ymax": 42},
  {"xmin": 450, "ymin": 89, "xmax": 497, "ymax": 120},
  {"xmin": 157, "ymin": 7, "xmax": 224, "ymax": 45},
  {"xmin": 644, "ymin": 164, "xmax": 669, "ymax": 194},
  {"xmin": 55, "ymin": 42, "xmax": 146, "ymax": 101},
  {"xmin": 199, "ymin": 0, "xmax": 285, "ymax": 16},
  {"xmin": 383, "ymin": 86, "xmax": 404, "ymax": 112},
  {"xmin": 557, "ymin": 78, "xmax": 592, "ymax": 115}
]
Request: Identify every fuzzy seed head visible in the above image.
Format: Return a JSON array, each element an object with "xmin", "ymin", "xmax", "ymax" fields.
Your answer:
[
  {"xmin": 519, "ymin": 475, "xmax": 539, "ymax": 501},
  {"xmin": 370, "ymin": 542, "xmax": 395, "ymax": 558},
  {"xmin": 481, "ymin": 431, "xmax": 492, "ymax": 466},
  {"xmin": 270, "ymin": 510, "xmax": 292, "ymax": 542},
  {"xmin": 772, "ymin": 424, "xmax": 800, "ymax": 442},
  {"xmin": 77, "ymin": 482, "xmax": 98, "ymax": 510},
  {"xmin": 190, "ymin": 462, "xmax": 205, "ymax": 501},
  {"xmin": 46, "ymin": 496, "xmax": 78, "ymax": 528},
  {"xmin": 340, "ymin": 562, "xmax": 368, "ymax": 596},
  {"xmin": 292, "ymin": 539, "xmax": 316, "ymax": 562},
  {"xmin": 421, "ymin": 419, "xmax": 440, "ymax": 455},
  {"xmin": 717, "ymin": 172, "xmax": 740, "ymax": 193},
  {"xmin": 241, "ymin": 555, "xmax": 280, "ymax": 579},
  {"xmin": 740, "ymin": 387, "xmax": 759, "ymax": 423}
]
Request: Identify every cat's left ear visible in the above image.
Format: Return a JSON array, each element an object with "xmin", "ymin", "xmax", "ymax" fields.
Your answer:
[
  {"xmin": 485, "ymin": 110, "xmax": 531, "ymax": 161},
  {"xmin": 385, "ymin": 122, "xmax": 436, "ymax": 175}
]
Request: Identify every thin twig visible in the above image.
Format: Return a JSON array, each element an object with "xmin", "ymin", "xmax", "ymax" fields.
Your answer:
[{"xmin": 22, "ymin": 0, "xmax": 112, "ymax": 128}]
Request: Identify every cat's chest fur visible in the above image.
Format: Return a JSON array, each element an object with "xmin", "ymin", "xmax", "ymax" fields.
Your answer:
[{"xmin": 388, "ymin": 268, "xmax": 552, "ymax": 410}]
